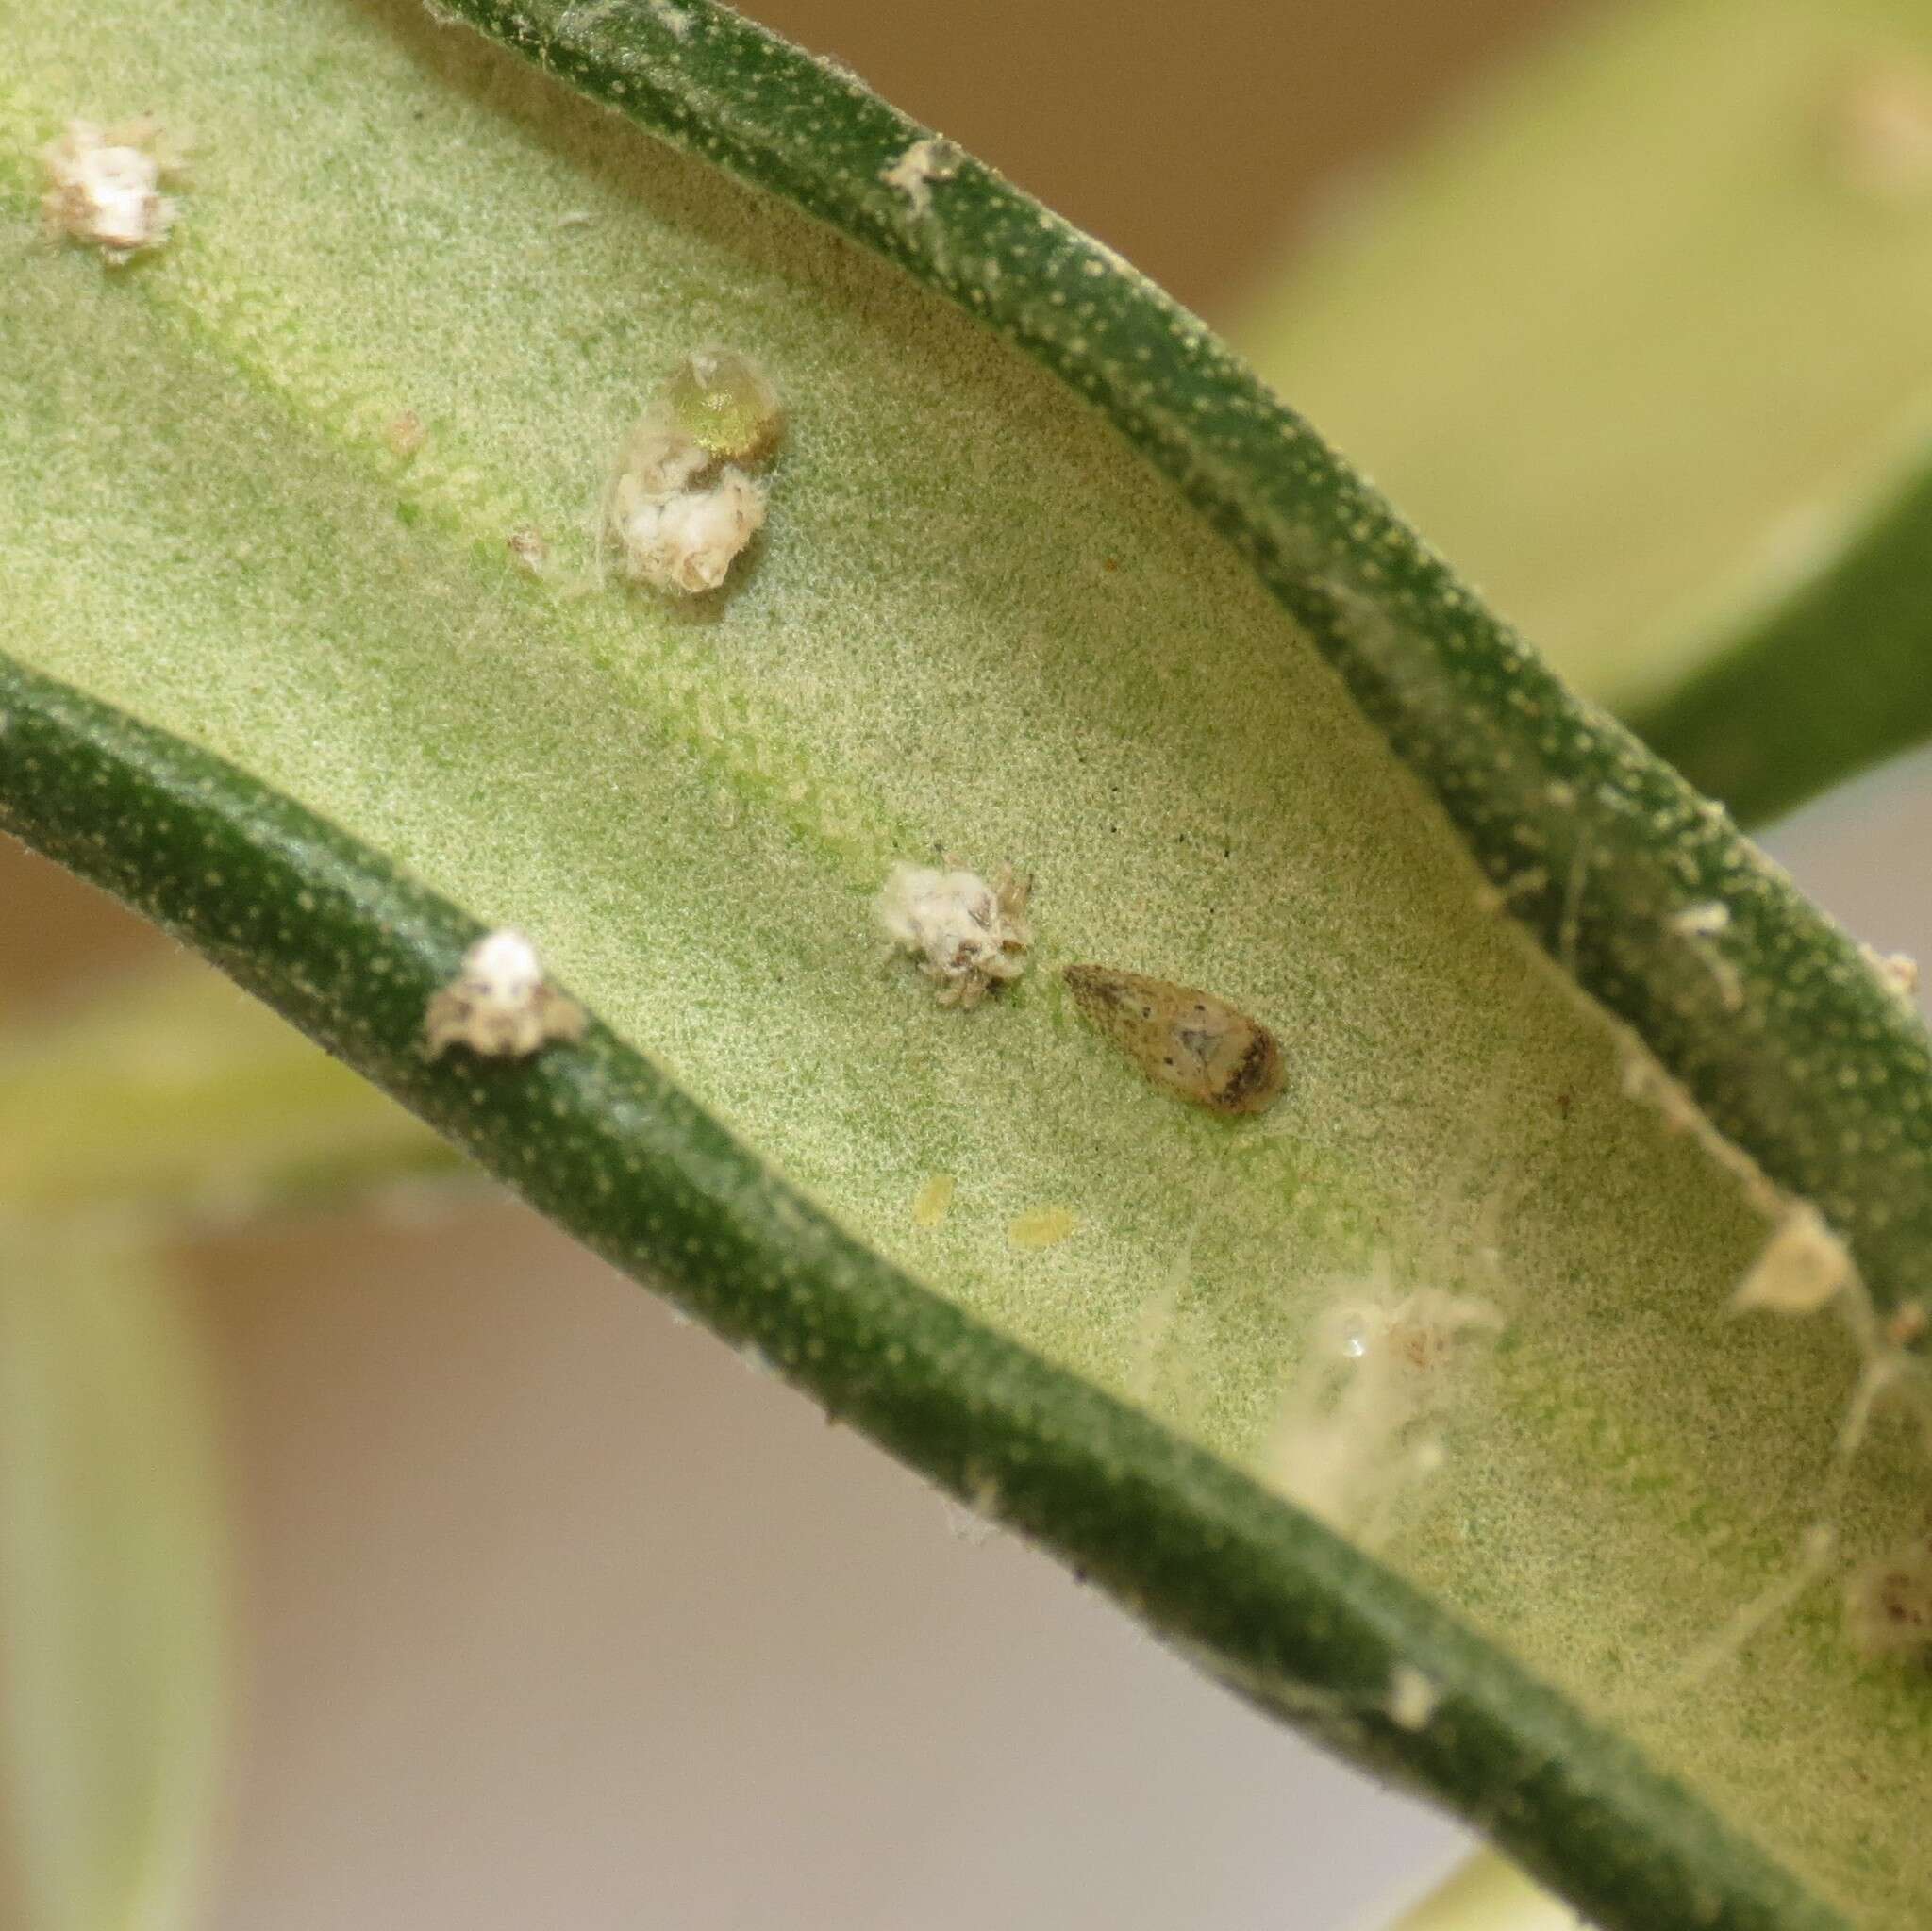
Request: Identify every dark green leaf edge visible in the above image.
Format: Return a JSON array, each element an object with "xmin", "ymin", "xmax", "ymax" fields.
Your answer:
[
  {"xmin": 437, "ymin": 0, "xmax": 1932, "ymax": 1321},
  {"xmin": 0, "ymin": 657, "xmax": 1839, "ymax": 1931},
  {"xmin": 1630, "ymin": 457, "xmax": 1932, "ymax": 828}
]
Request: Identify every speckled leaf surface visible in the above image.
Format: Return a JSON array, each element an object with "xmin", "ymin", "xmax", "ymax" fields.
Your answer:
[{"xmin": 2, "ymin": 4, "xmax": 1930, "ymax": 1927}]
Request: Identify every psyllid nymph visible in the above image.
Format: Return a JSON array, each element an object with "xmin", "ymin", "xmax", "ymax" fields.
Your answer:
[{"xmin": 1063, "ymin": 964, "xmax": 1286, "ymax": 1115}]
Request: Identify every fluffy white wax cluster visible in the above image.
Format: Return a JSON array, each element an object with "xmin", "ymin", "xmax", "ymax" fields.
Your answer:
[
  {"xmin": 875, "ymin": 861, "xmax": 1032, "ymax": 1009},
  {"xmin": 608, "ymin": 348, "xmax": 781, "ymax": 595},
  {"xmin": 42, "ymin": 118, "xmax": 183, "ymax": 261},
  {"xmin": 425, "ymin": 929, "xmax": 585, "ymax": 1059}
]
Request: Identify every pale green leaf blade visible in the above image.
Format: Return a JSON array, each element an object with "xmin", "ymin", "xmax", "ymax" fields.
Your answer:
[
  {"xmin": 0, "ymin": 963, "xmax": 464, "ymax": 1225},
  {"xmin": 1234, "ymin": 0, "xmax": 1932, "ymax": 822},
  {"xmin": 0, "ymin": 1239, "xmax": 228, "ymax": 1931},
  {"xmin": 1382, "ymin": 1851, "xmax": 1587, "ymax": 1931}
]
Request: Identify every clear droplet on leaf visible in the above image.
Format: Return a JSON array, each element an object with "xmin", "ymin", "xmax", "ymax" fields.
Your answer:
[{"xmin": 658, "ymin": 345, "xmax": 783, "ymax": 462}]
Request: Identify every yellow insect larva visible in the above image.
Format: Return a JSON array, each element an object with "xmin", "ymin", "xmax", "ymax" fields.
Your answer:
[
  {"xmin": 910, "ymin": 1174, "xmax": 956, "ymax": 1228},
  {"xmin": 1063, "ymin": 964, "xmax": 1286, "ymax": 1115},
  {"xmin": 1008, "ymin": 1205, "xmax": 1078, "ymax": 1251}
]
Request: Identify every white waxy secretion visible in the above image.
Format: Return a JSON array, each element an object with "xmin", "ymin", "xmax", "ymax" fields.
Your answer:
[
  {"xmin": 612, "ymin": 469, "xmax": 766, "ymax": 595},
  {"xmin": 1730, "ymin": 1203, "xmax": 1857, "ymax": 1316},
  {"xmin": 425, "ymin": 929, "xmax": 585, "ymax": 1059},
  {"xmin": 1269, "ymin": 1277, "xmax": 1501, "ymax": 1541},
  {"xmin": 608, "ymin": 348, "xmax": 781, "ymax": 595},
  {"xmin": 1668, "ymin": 901, "xmax": 1730, "ymax": 938},
  {"xmin": 1387, "ymin": 1664, "xmax": 1440, "ymax": 1732},
  {"xmin": 1860, "ymin": 943, "xmax": 1920, "ymax": 1004},
  {"xmin": 881, "ymin": 136, "xmax": 963, "ymax": 216},
  {"xmin": 42, "ymin": 118, "xmax": 182, "ymax": 262},
  {"xmin": 876, "ymin": 861, "xmax": 1031, "ymax": 1009}
]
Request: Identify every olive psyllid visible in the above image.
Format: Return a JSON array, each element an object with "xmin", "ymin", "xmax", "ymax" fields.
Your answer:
[{"xmin": 1063, "ymin": 964, "xmax": 1286, "ymax": 1115}]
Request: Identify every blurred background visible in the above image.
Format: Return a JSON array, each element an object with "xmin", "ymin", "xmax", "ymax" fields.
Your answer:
[{"xmin": 11, "ymin": 0, "xmax": 1932, "ymax": 1926}]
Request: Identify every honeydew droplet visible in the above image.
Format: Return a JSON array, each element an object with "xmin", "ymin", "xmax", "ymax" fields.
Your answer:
[{"xmin": 659, "ymin": 345, "xmax": 783, "ymax": 462}]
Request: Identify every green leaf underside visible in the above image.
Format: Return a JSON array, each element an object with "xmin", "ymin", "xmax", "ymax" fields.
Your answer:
[
  {"xmin": 1235, "ymin": 0, "xmax": 1932, "ymax": 821},
  {"xmin": 0, "ymin": 664, "xmax": 1842, "ymax": 1931},
  {"xmin": 1, "ymin": 3, "xmax": 1929, "ymax": 1925},
  {"xmin": 0, "ymin": 1238, "xmax": 226, "ymax": 1931}
]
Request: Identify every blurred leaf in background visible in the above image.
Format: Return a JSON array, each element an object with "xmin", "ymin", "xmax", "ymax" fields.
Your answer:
[
  {"xmin": 1238, "ymin": 0, "xmax": 1932, "ymax": 825},
  {"xmin": 0, "ymin": 965, "xmax": 462, "ymax": 1227},
  {"xmin": 0, "ymin": 957, "xmax": 463, "ymax": 1927},
  {"xmin": 0, "ymin": 1237, "xmax": 225, "ymax": 1931}
]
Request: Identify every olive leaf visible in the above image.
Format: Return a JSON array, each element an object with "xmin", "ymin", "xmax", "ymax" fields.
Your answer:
[{"xmin": 3, "ymin": 4, "xmax": 1930, "ymax": 1926}]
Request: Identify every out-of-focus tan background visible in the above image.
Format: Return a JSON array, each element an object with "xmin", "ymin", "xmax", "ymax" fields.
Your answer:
[
  {"xmin": 8, "ymin": 3, "xmax": 1723, "ymax": 1927},
  {"xmin": 749, "ymin": 0, "xmax": 1568, "ymax": 317}
]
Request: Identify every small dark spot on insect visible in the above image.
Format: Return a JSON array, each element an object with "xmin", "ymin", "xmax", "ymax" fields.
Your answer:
[{"xmin": 1557, "ymin": 1090, "xmax": 1573, "ymax": 1118}]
